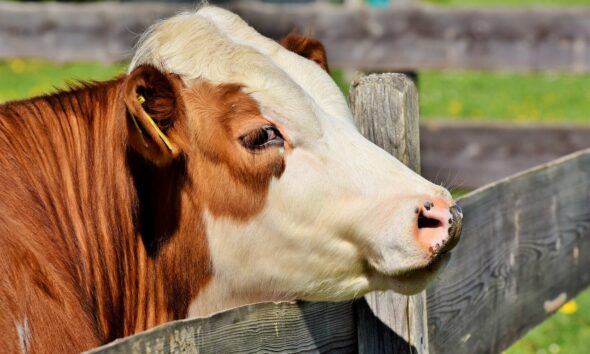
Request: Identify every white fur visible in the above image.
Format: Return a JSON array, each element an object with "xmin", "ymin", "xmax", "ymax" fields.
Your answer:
[
  {"xmin": 16, "ymin": 316, "xmax": 31, "ymax": 354},
  {"xmin": 130, "ymin": 6, "xmax": 452, "ymax": 318}
]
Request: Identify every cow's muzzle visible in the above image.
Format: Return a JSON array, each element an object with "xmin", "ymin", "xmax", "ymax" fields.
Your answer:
[{"xmin": 415, "ymin": 199, "xmax": 463, "ymax": 257}]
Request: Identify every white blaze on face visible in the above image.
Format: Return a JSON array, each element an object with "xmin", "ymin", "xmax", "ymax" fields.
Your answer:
[{"xmin": 130, "ymin": 6, "xmax": 455, "ymax": 317}]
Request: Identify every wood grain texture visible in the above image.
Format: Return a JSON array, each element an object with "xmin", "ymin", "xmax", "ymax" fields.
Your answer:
[
  {"xmin": 230, "ymin": 3, "xmax": 590, "ymax": 73},
  {"xmin": 3, "ymin": 2, "xmax": 590, "ymax": 72},
  {"xmin": 350, "ymin": 73, "xmax": 421, "ymax": 173},
  {"xmin": 85, "ymin": 301, "xmax": 356, "ymax": 354},
  {"xmin": 350, "ymin": 74, "xmax": 428, "ymax": 354},
  {"xmin": 0, "ymin": 2, "xmax": 183, "ymax": 62},
  {"xmin": 420, "ymin": 122, "xmax": 590, "ymax": 189},
  {"xmin": 427, "ymin": 149, "xmax": 590, "ymax": 354}
]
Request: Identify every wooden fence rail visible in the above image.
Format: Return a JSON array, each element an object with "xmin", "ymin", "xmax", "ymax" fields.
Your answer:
[
  {"xmin": 85, "ymin": 301, "xmax": 358, "ymax": 354},
  {"xmin": 86, "ymin": 74, "xmax": 590, "ymax": 354},
  {"xmin": 427, "ymin": 148, "xmax": 590, "ymax": 353},
  {"xmin": 420, "ymin": 122, "xmax": 590, "ymax": 190},
  {"xmin": 3, "ymin": 2, "xmax": 590, "ymax": 72}
]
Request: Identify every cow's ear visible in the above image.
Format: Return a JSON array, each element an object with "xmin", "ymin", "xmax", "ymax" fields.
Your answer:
[
  {"xmin": 280, "ymin": 33, "xmax": 330, "ymax": 72},
  {"xmin": 124, "ymin": 64, "xmax": 187, "ymax": 165}
]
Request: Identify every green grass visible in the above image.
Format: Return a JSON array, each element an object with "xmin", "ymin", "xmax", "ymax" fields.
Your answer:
[
  {"xmin": 507, "ymin": 291, "xmax": 590, "ymax": 354},
  {"xmin": 2, "ymin": 60, "xmax": 590, "ymax": 124},
  {"xmin": 0, "ymin": 58, "xmax": 126, "ymax": 103},
  {"xmin": 419, "ymin": 71, "xmax": 590, "ymax": 123},
  {"xmin": 337, "ymin": 70, "xmax": 590, "ymax": 124},
  {"xmin": 0, "ymin": 59, "xmax": 589, "ymax": 353}
]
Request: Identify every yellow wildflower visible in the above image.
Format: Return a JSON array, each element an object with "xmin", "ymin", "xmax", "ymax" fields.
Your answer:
[
  {"xmin": 559, "ymin": 300, "xmax": 577, "ymax": 315},
  {"xmin": 8, "ymin": 58, "xmax": 26, "ymax": 73},
  {"xmin": 447, "ymin": 100, "xmax": 463, "ymax": 116}
]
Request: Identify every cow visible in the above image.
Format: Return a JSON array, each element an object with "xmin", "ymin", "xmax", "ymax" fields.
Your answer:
[{"xmin": 0, "ymin": 6, "xmax": 462, "ymax": 354}]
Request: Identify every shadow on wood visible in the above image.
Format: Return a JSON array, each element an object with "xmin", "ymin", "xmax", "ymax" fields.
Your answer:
[{"xmin": 355, "ymin": 298, "xmax": 418, "ymax": 354}]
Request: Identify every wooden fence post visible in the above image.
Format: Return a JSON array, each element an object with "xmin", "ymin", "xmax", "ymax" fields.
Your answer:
[{"xmin": 350, "ymin": 73, "xmax": 428, "ymax": 354}]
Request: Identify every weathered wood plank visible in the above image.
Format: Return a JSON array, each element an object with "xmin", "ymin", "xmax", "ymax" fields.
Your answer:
[
  {"xmin": 0, "ymin": 2, "xmax": 184, "ymax": 63},
  {"xmin": 229, "ymin": 3, "xmax": 590, "ymax": 73},
  {"xmin": 85, "ymin": 301, "xmax": 356, "ymax": 354},
  {"xmin": 3, "ymin": 2, "xmax": 590, "ymax": 72},
  {"xmin": 350, "ymin": 74, "xmax": 428, "ymax": 354},
  {"xmin": 427, "ymin": 149, "xmax": 590, "ymax": 354},
  {"xmin": 350, "ymin": 73, "xmax": 420, "ymax": 172},
  {"xmin": 420, "ymin": 122, "xmax": 590, "ymax": 189}
]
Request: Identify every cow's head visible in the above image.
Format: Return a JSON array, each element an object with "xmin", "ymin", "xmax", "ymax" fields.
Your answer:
[{"xmin": 123, "ymin": 7, "xmax": 462, "ymax": 316}]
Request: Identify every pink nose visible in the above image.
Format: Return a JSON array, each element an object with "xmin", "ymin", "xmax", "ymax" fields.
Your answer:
[{"xmin": 415, "ymin": 198, "xmax": 463, "ymax": 256}]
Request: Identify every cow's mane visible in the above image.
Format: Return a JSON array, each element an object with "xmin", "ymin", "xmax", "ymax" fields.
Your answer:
[{"xmin": 0, "ymin": 78, "xmax": 209, "ymax": 353}]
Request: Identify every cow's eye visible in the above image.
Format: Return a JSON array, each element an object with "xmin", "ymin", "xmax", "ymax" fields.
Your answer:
[{"xmin": 241, "ymin": 125, "xmax": 284, "ymax": 150}]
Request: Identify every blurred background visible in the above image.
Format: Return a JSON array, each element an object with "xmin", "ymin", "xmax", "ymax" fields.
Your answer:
[{"xmin": 1, "ymin": 0, "xmax": 589, "ymax": 353}]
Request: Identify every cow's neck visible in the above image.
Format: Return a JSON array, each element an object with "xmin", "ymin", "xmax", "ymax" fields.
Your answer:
[
  {"xmin": 0, "ymin": 81, "xmax": 210, "ymax": 344},
  {"xmin": 124, "ymin": 151, "xmax": 212, "ymax": 335},
  {"xmin": 63, "ymin": 83, "xmax": 212, "ymax": 338},
  {"xmin": 186, "ymin": 277, "xmax": 293, "ymax": 319}
]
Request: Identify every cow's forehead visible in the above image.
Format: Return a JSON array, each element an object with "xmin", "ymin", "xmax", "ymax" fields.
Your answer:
[{"xmin": 130, "ymin": 7, "xmax": 352, "ymax": 143}]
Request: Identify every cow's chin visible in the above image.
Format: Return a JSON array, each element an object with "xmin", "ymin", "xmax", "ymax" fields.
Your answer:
[
  {"xmin": 367, "ymin": 252, "xmax": 452, "ymax": 296},
  {"xmin": 299, "ymin": 252, "xmax": 451, "ymax": 303}
]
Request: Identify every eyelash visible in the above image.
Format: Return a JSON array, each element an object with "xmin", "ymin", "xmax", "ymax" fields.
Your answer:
[{"xmin": 240, "ymin": 125, "xmax": 284, "ymax": 151}]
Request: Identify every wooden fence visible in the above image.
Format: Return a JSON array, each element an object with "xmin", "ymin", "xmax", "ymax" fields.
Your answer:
[
  {"xmin": 85, "ymin": 74, "xmax": 590, "ymax": 354},
  {"xmin": 420, "ymin": 122, "xmax": 590, "ymax": 189},
  {"xmin": 2, "ymin": 2, "xmax": 590, "ymax": 73}
]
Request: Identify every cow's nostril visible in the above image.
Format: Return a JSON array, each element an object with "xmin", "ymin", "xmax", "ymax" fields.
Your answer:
[
  {"xmin": 417, "ymin": 211, "xmax": 442, "ymax": 229},
  {"xmin": 416, "ymin": 200, "xmax": 463, "ymax": 256}
]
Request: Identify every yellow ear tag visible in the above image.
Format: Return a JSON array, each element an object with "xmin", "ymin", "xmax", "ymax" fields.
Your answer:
[
  {"xmin": 137, "ymin": 95, "xmax": 174, "ymax": 152},
  {"xmin": 128, "ymin": 98, "xmax": 148, "ymax": 148}
]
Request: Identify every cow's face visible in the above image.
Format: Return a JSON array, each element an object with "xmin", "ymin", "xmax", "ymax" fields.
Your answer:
[{"xmin": 124, "ymin": 7, "xmax": 462, "ymax": 316}]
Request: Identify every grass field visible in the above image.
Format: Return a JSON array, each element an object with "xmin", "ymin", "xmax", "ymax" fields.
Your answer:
[
  {"xmin": 3, "ymin": 59, "xmax": 590, "ymax": 124},
  {"xmin": 1, "ymin": 58, "xmax": 589, "ymax": 353},
  {"xmin": 0, "ymin": 59, "xmax": 127, "ymax": 103},
  {"xmin": 420, "ymin": 71, "xmax": 590, "ymax": 124},
  {"xmin": 507, "ymin": 294, "xmax": 590, "ymax": 354}
]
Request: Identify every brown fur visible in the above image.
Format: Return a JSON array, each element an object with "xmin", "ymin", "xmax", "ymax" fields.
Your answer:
[
  {"xmin": 0, "ymin": 65, "xmax": 285, "ymax": 353},
  {"xmin": 280, "ymin": 33, "xmax": 330, "ymax": 72},
  {"xmin": 0, "ymin": 34, "xmax": 327, "ymax": 353}
]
